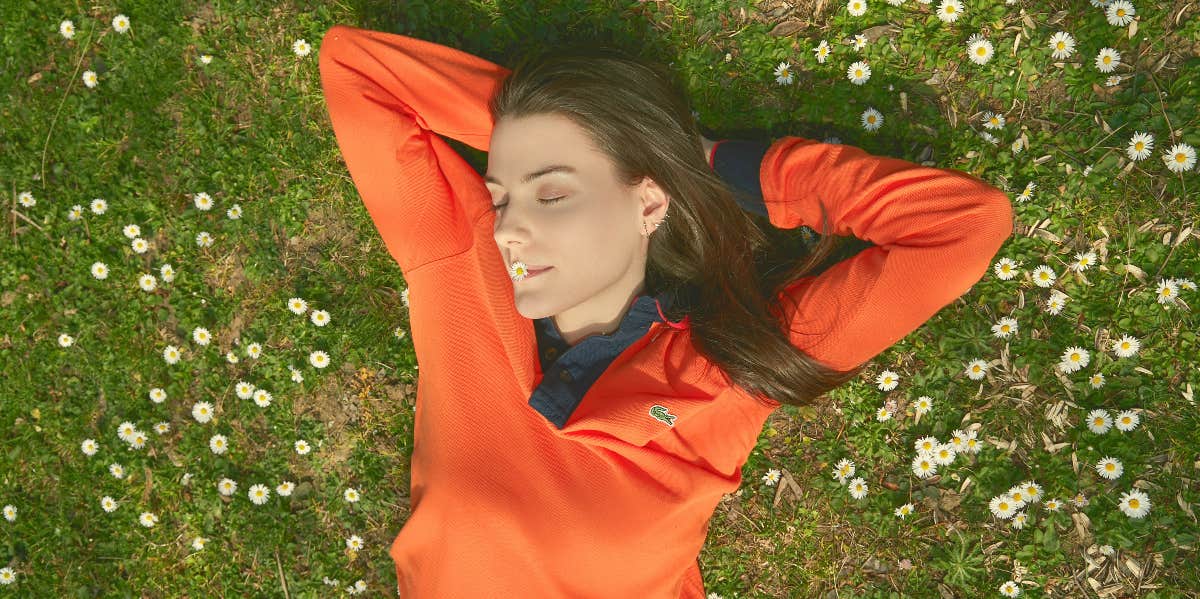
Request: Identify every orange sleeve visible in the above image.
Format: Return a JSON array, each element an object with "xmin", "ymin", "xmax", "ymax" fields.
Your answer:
[
  {"xmin": 317, "ymin": 24, "xmax": 511, "ymax": 273},
  {"xmin": 759, "ymin": 137, "xmax": 1014, "ymax": 372}
]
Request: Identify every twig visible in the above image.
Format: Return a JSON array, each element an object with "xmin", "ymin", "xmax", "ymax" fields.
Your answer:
[
  {"xmin": 274, "ymin": 548, "xmax": 291, "ymax": 599},
  {"xmin": 42, "ymin": 22, "xmax": 102, "ymax": 186}
]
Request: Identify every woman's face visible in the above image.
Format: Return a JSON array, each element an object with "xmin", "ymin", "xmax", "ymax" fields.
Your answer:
[{"xmin": 487, "ymin": 113, "xmax": 669, "ymax": 341}]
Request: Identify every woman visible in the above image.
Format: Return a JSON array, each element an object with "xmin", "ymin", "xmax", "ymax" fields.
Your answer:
[{"xmin": 318, "ymin": 23, "xmax": 1012, "ymax": 598}]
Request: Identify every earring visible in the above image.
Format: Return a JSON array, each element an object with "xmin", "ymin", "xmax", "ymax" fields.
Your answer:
[{"xmin": 643, "ymin": 211, "xmax": 669, "ymax": 237}]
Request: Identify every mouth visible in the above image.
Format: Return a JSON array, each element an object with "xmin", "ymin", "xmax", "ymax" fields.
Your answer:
[{"xmin": 515, "ymin": 266, "xmax": 552, "ymax": 281}]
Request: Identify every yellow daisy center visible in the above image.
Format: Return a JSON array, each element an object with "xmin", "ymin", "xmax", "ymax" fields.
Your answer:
[{"xmin": 1128, "ymin": 498, "xmax": 1139, "ymax": 508}]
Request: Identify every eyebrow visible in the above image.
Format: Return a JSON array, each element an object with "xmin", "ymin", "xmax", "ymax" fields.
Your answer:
[{"xmin": 484, "ymin": 165, "xmax": 577, "ymax": 187}]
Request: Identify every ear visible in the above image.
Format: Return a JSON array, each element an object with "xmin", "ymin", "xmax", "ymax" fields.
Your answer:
[{"xmin": 637, "ymin": 176, "xmax": 671, "ymax": 222}]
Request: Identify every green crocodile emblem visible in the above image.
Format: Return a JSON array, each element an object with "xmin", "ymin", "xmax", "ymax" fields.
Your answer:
[{"xmin": 649, "ymin": 404, "xmax": 677, "ymax": 427}]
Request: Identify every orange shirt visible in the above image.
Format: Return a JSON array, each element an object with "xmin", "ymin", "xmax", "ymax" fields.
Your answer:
[{"xmin": 318, "ymin": 24, "xmax": 1014, "ymax": 598}]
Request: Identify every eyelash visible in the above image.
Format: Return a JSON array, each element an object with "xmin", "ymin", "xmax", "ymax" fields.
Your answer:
[{"xmin": 490, "ymin": 196, "xmax": 566, "ymax": 211}]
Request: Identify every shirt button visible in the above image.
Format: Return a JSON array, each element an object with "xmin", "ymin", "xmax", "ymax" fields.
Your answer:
[
  {"xmin": 545, "ymin": 347, "xmax": 558, "ymax": 359},
  {"xmin": 559, "ymin": 369, "xmax": 572, "ymax": 383}
]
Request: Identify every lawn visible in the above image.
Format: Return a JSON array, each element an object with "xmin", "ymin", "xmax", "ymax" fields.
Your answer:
[{"xmin": 1, "ymin": 0, "xmax": 1197, "ymax": 597}]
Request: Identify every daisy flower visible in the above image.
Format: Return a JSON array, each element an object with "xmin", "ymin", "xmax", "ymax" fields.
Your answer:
[
  {"xmin": 288, "ymin": 297, "xmax": 309, "ymax": 314},
  {"xmin": 1069, "ymin": 249, "xmax": 1098, "ymax": 272},
  {"xmin": 246, "ymin": 342, "xmax": 262, "ymax": 358},
  {"xmin": 989, "ymin": 494, "xmax": 1017, "ymax": 519},
  {"xmin": 139, "ymin": 274, "xmax": 158, "ymax": 292},
  {"xmin": 848, "ymin": 477, "xmax": 868, "ymax": 499},
  {"xmin": 1044, "ymin": 498, "xmax": 1062, "ymax": 512},
  {"xmin": 2, "ymin": 506, "xmax": 15, "ymax": 522},
  {"xmin": 1030, "ymin": 265, "xmax": 1056, "ymax": 287},
  {"xmin": 1115, "ymin": 410, "xmax": 1140, "ymax": 432},
  {"xmin": 310, "ymin": 310, "xmax": 330, "ymax": 326},
  {"xmin": 813, "ymin": 40, "xmax": 831, "ymax": 64},
  {"xmin": 966, "ymin": 33, "xmax": 993, "ymax": 65},
  {"xmin": 1021, "ymin": 482, "xmax": 1043, "ymax": 504},
  {"xmin": 236, "ymin": 381, "xmax": 256, "ymax": 399},
  {"xmin": 227, "ymin": 204, "xmax": 243, "ymax": 219},
  {"xmin": 101, "ymin": 496, "xmax": 118, "ymax": 512},
  {"xmin": 196, "ymin": 231, "xmax": 214, "ymax": 247},
  {"xmin": 1011, "ymin": 511, "xmax": 1028, "ymax": 529},
  {"xmin": 218, "ymin": 478, "xmax": 238, "ymax": 496},
  {"xmin": 294, "ymin": 439, "xmax": 312, "ymax": 455},
  {"xmin": 993, "ymin": 257, "xmax": 1020, "ymax": 279},
  {"xmin": 90, "ymin": 198, "xmax": 108, "ymax": 214},
  {"xmin": 1118, "ymin": 489, "xmax": 1150, "ymax": 518},
  {"xmin": 876, "ymin": 405, "xmax": 893, "ymax": 422},
  {"xmin": 936, "ymin": 0, "xmax": 964, "ymax": 24},
  {"xmin": 833, "ymin": 458, "xmax": 856, "ymax": 484},
  {"xmin": 193, "ymin": 192, "xmax": 213, "ymax": 210},
  {"xmin": 209, "ymin": 434, "xmax": 228, "ymax": 455},
  {"xmin": 894, "ymin": 503, "xmax": 914, "ymax": 518},
  {"xmin": 762, "ymin": 468, "xmax": 782, "ymax": 486},
  {"xmin": 1058, "ymin": 346, "xmax": 1090, "ymax": 374},
  {"xmin": 913, "ymin": 396, "xmax": 933, "ymax": 416},
  {"xmin": 252, "ymin": 388, "xmax": 273, "ymax": 408},
  {"xmin": 1086, "ymin": 409, "xmax": 1113, "ymax": 434},
  {"xmin": 912, "ymin": 453, "xmax": 938, "ymax": 478},
  {"xmin": 346, "ymin": 534, "xmax": 364, "ymax": 551},
  {"xmin": 1045, "ymin": 290, "xmax": 1069, "ymax": 314},
  {"xmin": 1047, "ymin": 32, "xmax": 1075, "ymax": 60},
  {"xmin": 1094, "ymin": 48, "xmax": 1121, "ymax": 73},
  {"xmin": 773, "ymin": 61, "xmax": 795, "ymax": 85},
  {"xmin": 91, "ymin": 262, "xmax": 109, "ymax": 280},
  {"xmin": 1163, "ymin": 143, "xmax": 1197, "ymax": 173},
  {"xmin": 1096, "ymin": 457, "xmax": 1123, "ymax": 480},
  {"xmin": 847, "ymin": 0, "xmax": 868, "ymax": 17},
  {"xmin": 159, "ymin": 263, "xmax": 175, "ymax": 282},
  {"xmin": 82, "ymin": 70, "xmax": 98, "ymax": 88},
  {"xmin": 192, "ymin": 537, "xmax": 207, "ymax": 550},
  {"xmin": 292, "ymin": 39, "xmax": 312, "ymax": 57},
  {"xmin": 847, "ymin": 61, "xmax": 871, "ymax": 85},
  {"xmin": 964, "ymin": 359, "xmax": 989, "ymax": 380},
  {"xmin": 309, "ymin": 350, "xmax": 330, "ymax": 368},
  {"xmin": 1156, "ymin": 278, "xmax": 1181, "ymax": 304},
  {"xmin": 277, "ymin": 481, "xmax": 295, "ymax": 496},
  {"xmin": 199, "ymin": 54, "xmax": 213, "ymax": 65},
  {"xmin": 248, "ymin": 484, "xmax": 271, "ymax": 505},
  {"xmin": 1126, "ymin": 132, "xmax": 1154, "ymax": 161},
  {"xmin": 59, "ymin": 20, "xmax": 76, "ymax": 39},
  {"xmin": 861, "ymin": 107, "xmax": 883, "ymax": 132},
  {"xmin": 991, "ymin": 317, "xmax": 1018, "ymax": 338},
  {"xmin": 139, "ymin": 512, "xmax": 158, "ymax": 527},
  {"xmin": 915, "ymin": 436, "xmax": 938, "ymax": 454},
  {"xmin": 344, "ymin": 488, "xmax": 360, "ymax": 503},
  {"xmin": 875, "ymin": 370, "xmax": 899, "ymax": 391},
  {"xmin": 192, "ymin": 401, "xmax": 214, "ymax": 424},
  {"xmin": 58, "ymin": 333, "xmax": 75, "ymax": 347},
  {"xmin": 112, "ymin": 14, "xmax": 131, "ymax": 34},
  {"xmin": 81, "ymin": 439, "xmax": 99, "ymax": 456},
  {"xmin": 932, "ymin": 444, "xmax": 956, "ymax": 467},
  {"xmin": 981, "ymin": 111, "xmax": 1005, "ymax": 130},
  {"xmin": 193, "ymin": 327, "xmax": 211, "ymax": 345},
  {"xmin": 1111, "ymin": 334, "xmax": 1141, "ymax": 358},
  {"xmin": 1105, "ymin": 1, "xmax": 1136, "ymax": 26},
  {"xmin": 109, "ymin": 463, "xmax": 125, "ymax": 479},
  {"xmin": 999, "ymin": 580, "xmax": 1021, "ymax": 597}
]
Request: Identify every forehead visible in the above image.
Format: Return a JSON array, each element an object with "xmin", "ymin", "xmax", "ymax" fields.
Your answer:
[{"xmin": 486, "ymin": 114, "xmax": 600, "ymax": 180}]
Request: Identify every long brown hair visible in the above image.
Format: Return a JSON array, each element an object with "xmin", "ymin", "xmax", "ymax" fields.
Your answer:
[{"xmin": 488, "ymin": 43, "xmax": 867, "ymax": 408}]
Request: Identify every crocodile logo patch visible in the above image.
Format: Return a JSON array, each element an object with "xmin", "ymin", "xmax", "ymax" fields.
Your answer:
[{"xmin": 649, "ymin": 404, "xmax": 677, "ymax": 427}]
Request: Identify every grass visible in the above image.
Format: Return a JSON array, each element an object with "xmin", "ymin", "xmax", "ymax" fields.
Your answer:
[{"xmin": 2, "ymin": 0, "xmax": 1198, "ymax": 596}]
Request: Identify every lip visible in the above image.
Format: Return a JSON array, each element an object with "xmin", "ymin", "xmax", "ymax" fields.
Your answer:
[{"xmin": 519, "ymin": 266, "xmax": 552, "ymax": 280}]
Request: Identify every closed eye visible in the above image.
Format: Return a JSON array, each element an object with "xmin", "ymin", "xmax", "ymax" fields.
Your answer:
[{"xmin": 491, "ymin": 196, "xmax": 566, "ymax": 211}]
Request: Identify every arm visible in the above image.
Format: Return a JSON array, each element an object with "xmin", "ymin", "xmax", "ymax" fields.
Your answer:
[
  {"xmin": 760, "ymin": 137, "xmax": 1014, "ymax": 371},
  {"xmin": 318, "ymin": 24, "xmax": 511, "ymax": 273}
]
